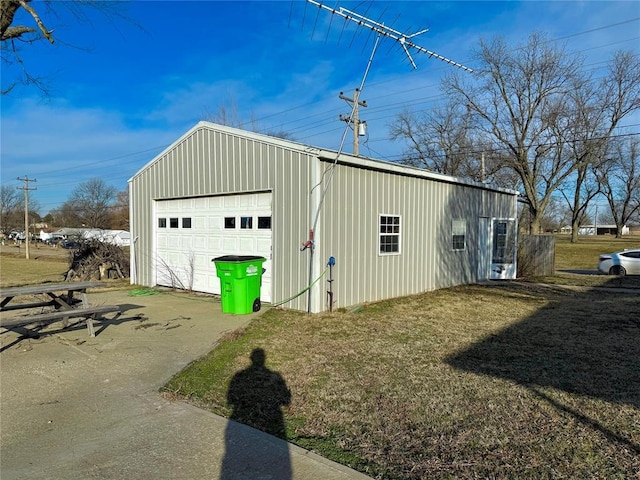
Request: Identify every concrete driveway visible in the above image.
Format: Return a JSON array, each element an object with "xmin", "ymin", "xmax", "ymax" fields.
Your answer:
[{"xmin": 0, "ymin": 289, "xmax": 371, "ymax": 480}]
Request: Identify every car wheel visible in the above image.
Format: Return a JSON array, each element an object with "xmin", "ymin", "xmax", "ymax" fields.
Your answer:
[{"xmin": 609, "ymin": 265, "xmax": 627, "ymax": 276}]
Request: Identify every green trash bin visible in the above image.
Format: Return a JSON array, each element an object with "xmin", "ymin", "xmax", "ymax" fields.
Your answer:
[{"xmin": 213, "ymin": 255, "xmax": 266, "ymax": 314}]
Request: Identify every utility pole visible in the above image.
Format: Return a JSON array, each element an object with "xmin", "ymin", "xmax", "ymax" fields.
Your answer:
[
  {"xmin": 17, "ymin": 176, "xmax": 37, "ymax": 260},
  {"xmin": 339, "ymin": 89, "xmax": 367, "ymax": 156}
]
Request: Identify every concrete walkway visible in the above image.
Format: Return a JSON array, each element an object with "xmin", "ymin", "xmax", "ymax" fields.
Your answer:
[{"xmin": 0, "ymin": 289, "xmax": 372, "ymax": 480}]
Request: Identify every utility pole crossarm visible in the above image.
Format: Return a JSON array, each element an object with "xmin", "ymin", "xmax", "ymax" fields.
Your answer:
[
  {"xmin": 306, "ymin": 0, "xmax": 473, "ymax": 72},
  {"xmin": 339, "ymin": 89, "xmax": 368, "ymax": 156}
]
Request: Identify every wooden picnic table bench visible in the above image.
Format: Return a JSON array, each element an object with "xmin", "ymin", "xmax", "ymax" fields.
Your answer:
[{"xmin": 0, "ymin": 282, "xmax": 121, "ymax": 337}]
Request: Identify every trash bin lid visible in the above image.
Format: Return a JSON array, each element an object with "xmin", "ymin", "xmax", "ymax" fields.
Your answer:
[{"xmin": 212, "ymin": 255, "xmax": 265, "ymax": 262}]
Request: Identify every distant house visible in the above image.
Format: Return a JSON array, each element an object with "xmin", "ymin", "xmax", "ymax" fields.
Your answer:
[
  {"xmin": 52, "ymin": 227, "xmax": 88, "ymax": 239},
  {"xmin": 577, "ymin": 224, "xmax": 629, "ymax": 236}
]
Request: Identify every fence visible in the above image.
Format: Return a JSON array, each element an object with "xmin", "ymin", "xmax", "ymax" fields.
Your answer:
[{"xmin": 518, "ymin": 235, "xmax": 555, "ymax": 277}]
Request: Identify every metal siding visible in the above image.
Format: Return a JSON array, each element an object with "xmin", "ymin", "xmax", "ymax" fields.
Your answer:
[
  {"xmin": 316, "ymin": 162, "xmax": 508, "ymax": 309},
  {"xmin": 131, "ymin": 123, "xmax": 518, "ymax": 312},
  {"xmin": 130, "ymin": 125, "xmax": 312, "ymax": 310}
]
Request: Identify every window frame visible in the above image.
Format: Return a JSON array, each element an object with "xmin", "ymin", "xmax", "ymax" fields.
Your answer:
[
  {"xmin": 257, "ymin": 216, "xmax": 272, "ymax": 229},
  {"xmin": 240, "ymin": 216, "xmax": 253, "ymax": 229},
  {"xmin": 378, "ymin": 214, "xmax": 402, "ymax": 256},
  {"xmin": 224, "ymin": 217, "xmax": 236, "ymax": 229},
  {"xmin": 452, "ymin": 219, "xmax": 466, "ymax": 251}
]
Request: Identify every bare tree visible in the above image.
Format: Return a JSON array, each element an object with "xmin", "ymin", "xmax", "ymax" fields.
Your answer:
[
  {"xmin": 201, "ymin": 98, "xmax": 295, "ymax": 140},
  {"xmin": 0, "ymin": 184, "xmax": 21, "ymax": 234},
  {"xmin": 594, "ymin": 138, "xmax": 640, "ymax": 238},
  {"xmin": 1, "ymin": 0, "xmax": 131, "ymax": 94},
  {"xmin": 390, "ymin": 104, "xmax": 518, "ymax": 188},
  {"xmin": 555, "ymin": 77, "xmax": 604, "ymax": 242},
  {"xmin": 390, "ymin": 106, "xmax": 475, "ymax": 176},
  {"xmin": 442, "ymin": 33, "xmax": 583, "ymax": 234},
  {"xmin": 64, "ymin": 178, "xmax": 117, "ymax": 229},
  {"xmin": 109, "ymin": 189, "xmax": 129, "ymax": 230},
  {"xmin": 558, "ymin": 51, "xmax": 640, "ymax": 242},
  {"xmin": 48, "ymin": 203, "xmax": 82, "ymax": 228}
]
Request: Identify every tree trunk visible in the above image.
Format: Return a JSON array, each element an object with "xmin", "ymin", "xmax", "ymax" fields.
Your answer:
[
  {"xmin": 570, "ymin": 218, "xmax": 580, "ymax": 243},
  {"xmin": 528, "ymin": 205, "xmax": 543, "ymax": 235}
]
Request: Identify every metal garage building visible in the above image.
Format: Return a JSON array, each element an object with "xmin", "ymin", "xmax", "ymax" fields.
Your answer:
[{"xmin": 129, "ymin": 121, "xmax": 518, "ymax": 313}]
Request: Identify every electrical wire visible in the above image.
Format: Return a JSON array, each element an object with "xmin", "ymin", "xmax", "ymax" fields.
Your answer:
[{"xmin": 9, "ymin": 8, "xmax": 640, "ymax": 213}]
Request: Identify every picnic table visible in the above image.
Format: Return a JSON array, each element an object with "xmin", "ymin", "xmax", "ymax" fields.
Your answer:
[{"xmin": 0, "ymin": 282, "xmax": 121, "ymax": 337}]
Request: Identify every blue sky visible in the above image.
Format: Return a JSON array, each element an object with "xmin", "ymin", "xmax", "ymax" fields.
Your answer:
[{"xmin": 1, "ymin": 1, "xmax": 639, "ymax": 215}]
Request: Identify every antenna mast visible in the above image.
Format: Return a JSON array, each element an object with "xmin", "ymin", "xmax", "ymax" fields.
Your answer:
[{"xmin": 306, "ymin": 0, "xmax": 473, "ymax": 72}]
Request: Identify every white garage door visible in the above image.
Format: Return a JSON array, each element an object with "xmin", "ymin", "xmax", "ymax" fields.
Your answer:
[{"xmin": 155, "ymin": 192, "xmax": 272, "ymax": 302}]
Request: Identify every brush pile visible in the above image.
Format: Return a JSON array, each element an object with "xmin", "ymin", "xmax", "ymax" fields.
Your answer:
[{"xmin": 64, "ymin": 240, "xmax": 130, "ymax": 281}]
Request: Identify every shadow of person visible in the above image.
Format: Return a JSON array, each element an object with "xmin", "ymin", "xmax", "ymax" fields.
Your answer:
[{"xmin": 220, "ymin": 348, "xmax": 292, "ymax": 480}]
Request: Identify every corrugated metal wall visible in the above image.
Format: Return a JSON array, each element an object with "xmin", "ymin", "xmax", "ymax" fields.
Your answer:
[
  {"xmin": 131, "ymin": 123, "xmax": 517, "ymax": 313},
  {"xmin": 129, "ymin": 124, "xmax": 316, "ymax": 311},
  {"xmin": 315, "ymin": 161, "xmax": 516, "ymax": 309}
]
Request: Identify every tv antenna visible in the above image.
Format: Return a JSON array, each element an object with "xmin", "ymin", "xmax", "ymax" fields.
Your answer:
[{"xmin": 306, "ymin": 0, "xmax": 473, "ymax": 72}]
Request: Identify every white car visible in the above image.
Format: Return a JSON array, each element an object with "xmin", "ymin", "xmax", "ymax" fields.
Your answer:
[{"xmin": 598, "ymin": 248, "xmax": 640, "ymax": 276}]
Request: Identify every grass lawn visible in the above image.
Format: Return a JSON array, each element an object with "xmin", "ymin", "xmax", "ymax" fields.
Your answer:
[
  {"xmin": 553, "ymin": 233, "xmax": 639, "ymax": 271},
  {"xmin": 0, "ymin": 254, "xmax": 68, "ymax": 287},
  {"xmin": 0, "ymin": 246, "xmax": 131, "ymax": 288},
  {"xmin": 164, "ymin": 235, "xmax": 640, "ymax": 479}
]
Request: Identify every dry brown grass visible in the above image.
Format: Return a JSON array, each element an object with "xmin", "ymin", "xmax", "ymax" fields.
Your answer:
[
  {"xmin": 0, "ymin": 245, "xmax": 131, "ymax": 289},
  {"xmin": 166, "ymin": 282, "xmax": 640, "ymax": 479},
  {"xmin": 0, "ymin": 254, "xmax": 68, "ymax": 287}
]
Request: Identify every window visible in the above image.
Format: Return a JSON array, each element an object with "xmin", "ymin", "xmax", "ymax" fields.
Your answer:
[
  {"xmin": 379, "ymin": 215, "xmax": 401, "ymax": 254},
  {"xmin": 492, "ymin": 220, "xmax": 515, "ymax": 264},
  {"xmin": 182, "ymin": 217, "xmax": 192, "ymax": 228},
  {"xmin": 240, "ymin": 216, "xmax": 253, "ymax": 229},
  {"xmin": 224, "ymin": 217, "xmax": 236, "ymax": 229},
  {"xmin": 169, "ymin": 218, "xmax": 179, "ymax": 228},
  {"xmin": 258, "ymin": 216, "xmax": 272, "ymax": 229},
  {"xmin": 158, "ymin": 218, "xmax": 167, "ymax": 228},
  {"xmin": 452, "ymin": 219, "xmax": 466, "ymax": 251}
]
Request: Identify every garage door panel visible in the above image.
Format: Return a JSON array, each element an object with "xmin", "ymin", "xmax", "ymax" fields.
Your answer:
[
  {"xmin": 239, "ymin": 238, "xmax": 254, "ymax": 251},
  {"xmin": 209, "ymin": 236, "xmax": 223, "ymax": 250},
  {"xmin": 156, "ymin": 193, "xmax": 272, "ymax": 302},
  {"xmin": 193, "ymin": 235, "xmax": 206, "ymax": 249},
  {"xmin": 223, "ymin": 237, "xmax": 239, "ymax": 251},
  {"xmin": 180, "ymin": 237, "xmax": 192, "ymax": 249}
]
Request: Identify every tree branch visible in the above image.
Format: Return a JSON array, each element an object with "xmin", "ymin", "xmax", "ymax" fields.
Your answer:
[
  {"xmin": 1, "ymin": 25, "xmax": 34, "ymax": 40},
  {"xmin": 17, "ymin": 0, "xmax": 54, "ymax": 43}
]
